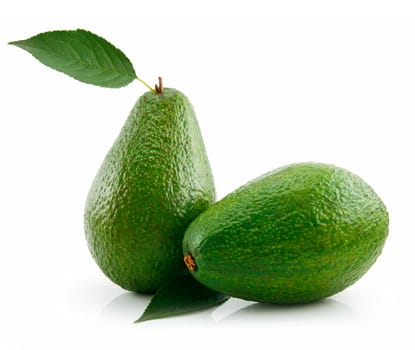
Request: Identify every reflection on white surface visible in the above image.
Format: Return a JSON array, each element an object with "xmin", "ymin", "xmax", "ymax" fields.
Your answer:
[
  {"xmin": 97, "ymin": 289, "xmax": 361, "ymax": 326},
  {"xmin": 214, "ymin": 297, "xmax": 361, "ymax": 324},
  {"xmin": 99, "ymin": 292, "xmax": 152, "ymax": 324}
]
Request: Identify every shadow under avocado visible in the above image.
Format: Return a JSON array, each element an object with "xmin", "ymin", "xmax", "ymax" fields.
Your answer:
[{"xmin": 220, "ymin": 298, "xmax": 361, "ymax": 324}]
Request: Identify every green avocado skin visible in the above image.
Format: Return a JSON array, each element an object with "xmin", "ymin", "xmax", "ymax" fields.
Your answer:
[
  {"xmin": 183, "ymin": 163, "xmax": 388, "ymax": 304},
  {"xmin": 85, "ymin": 88, "xmax": 215, "ymax": 293}
]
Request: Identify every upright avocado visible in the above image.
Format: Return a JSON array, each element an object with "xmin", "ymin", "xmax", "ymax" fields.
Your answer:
[
  {"xmin": 183, "ymin": 163, "xmax": 388, "ymax": 304},
  {"xmin": 85, "ymin": 88, "xmax": 215, "ymax": 293}
]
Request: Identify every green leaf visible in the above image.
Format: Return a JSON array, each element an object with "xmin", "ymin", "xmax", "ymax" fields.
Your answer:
[
  {"xmin": 135, "ymin": 271, "xmax": 229, "ymax": 323},
  {"xmin": 9, "ymin": 29, "xmax": 137, "ymax": 88}
]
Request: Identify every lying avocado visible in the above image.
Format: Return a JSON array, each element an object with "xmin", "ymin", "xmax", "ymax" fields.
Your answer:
[{"xmin": 183, "ymin": 162, "xmax": 388, "ymax": 304}]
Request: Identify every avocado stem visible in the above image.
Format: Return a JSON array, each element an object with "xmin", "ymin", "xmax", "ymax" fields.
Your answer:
[
  {"xmin": 184, "ymin": 253, "xmax": 197, "ymax": 272},
  {"xmin": 155, "ymin": 77, "xmax": 164, "ymax": 94}
]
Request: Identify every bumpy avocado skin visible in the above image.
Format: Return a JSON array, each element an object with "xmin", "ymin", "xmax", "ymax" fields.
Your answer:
[
  {"xmin": 183, "ymin": 163, "xmax": 388, "ymax": 304},
  {"xmin": 85, "ymin": 88, "xmax": 215, "ymax": 293}
]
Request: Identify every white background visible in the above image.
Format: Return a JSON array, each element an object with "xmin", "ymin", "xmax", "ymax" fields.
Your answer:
[{"xmin": 1, "ymin": 2, "xmax": 415, "ymax": 349}]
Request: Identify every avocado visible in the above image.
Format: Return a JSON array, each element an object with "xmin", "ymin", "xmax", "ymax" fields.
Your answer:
[
  {"xmin": 183, "ymin": 162, "xmax": 388, "ymax": 304},
  {"xmin": 85, "ymin": 88, "xmax": 215, "ymax": 293}
]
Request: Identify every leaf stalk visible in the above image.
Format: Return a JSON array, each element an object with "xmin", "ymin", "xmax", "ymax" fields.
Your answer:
[{"xmin": 136, "ymin": 76, "xmax": 157, "ymax": 94}]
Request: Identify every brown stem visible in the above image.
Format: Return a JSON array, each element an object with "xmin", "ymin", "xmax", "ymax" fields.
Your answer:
[
  {"xmin": 155, "ymin": 76, "xmax": 164, "ymax": 94},
  {"xmin": 184, "ymin": 253, "xmax": 197, "ymax": 271}
]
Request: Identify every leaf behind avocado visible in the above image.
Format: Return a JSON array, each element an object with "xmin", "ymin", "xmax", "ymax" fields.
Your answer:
[
  {"xmin": 136, "ymin": 271, "xmax": 229, "ymax": 323},
  {"xmin": 9, "ymin": 29, "xmax": 136, "ymax": 88}
]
